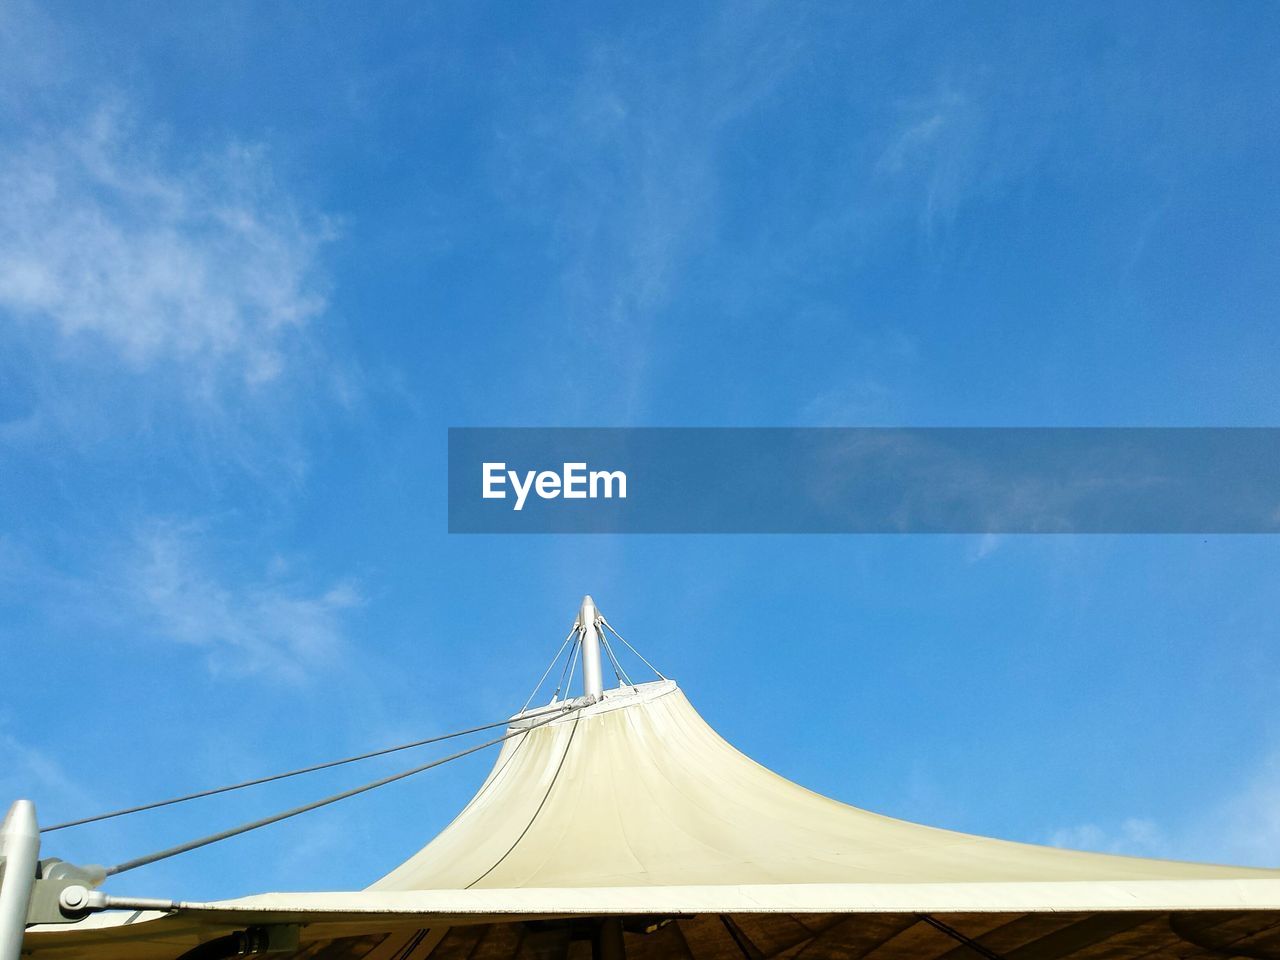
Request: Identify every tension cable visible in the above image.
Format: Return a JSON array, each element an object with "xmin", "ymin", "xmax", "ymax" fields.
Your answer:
[
  {"xmin": 105, "ymin": 702, "xmax": 584, "ymax": 877},
  {"xmin": 600, "ymin": 617, "xmax": 666, "ymax": 680},
  {"xmin": 43, "ymin": 714, "xmax": 531, "ymax": 834}
]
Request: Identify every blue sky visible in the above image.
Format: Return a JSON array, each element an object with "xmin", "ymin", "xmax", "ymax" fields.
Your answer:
[{"xmin": 2, "ymin": 1, "xmax": 1279, "ymax": 901}]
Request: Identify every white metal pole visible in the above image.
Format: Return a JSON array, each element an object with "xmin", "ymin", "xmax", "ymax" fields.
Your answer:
[
  {"xmin": 578, "ymin": 595, "xmax": 604, "ymax": 700},
  {"xmin": 0, "ymin": 800, "xmax": 39, "ymax": 960}
]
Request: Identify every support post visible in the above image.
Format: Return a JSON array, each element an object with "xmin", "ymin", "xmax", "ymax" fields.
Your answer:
[
  {"xmin": 594, "ymin": 918, "xmax": 626, "ymax": 960},
  {"xmin": 578, "ymin": 595, "xmax": 605, "ymax": 701},
  {"xmin": 0, "ymin": 800, "xmax": 39, "ymax": 960}
]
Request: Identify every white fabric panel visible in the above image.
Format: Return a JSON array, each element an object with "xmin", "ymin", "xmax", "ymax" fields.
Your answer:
[{"xmin": 371, "ymin": 681, "xmax": 1280, "ymax": 890}]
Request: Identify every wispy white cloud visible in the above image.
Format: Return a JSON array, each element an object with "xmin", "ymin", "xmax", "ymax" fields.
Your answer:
[
  {"xmin": 1206, "ymin": 751, "xmax": 1280, "ymax": 866},
  {"xmin": 0, "ymin": 729, "xmax": 98, "ymax": 822},
  {"xmin": 2, "ymin": 522, "xmax": 362, "ymax": 683},
  {"xmin": 801, "ymin": 378, "xmax": 895, "ymax": 426},
  {"xmin": 124, "ymin": 520, "xmax": 361, "ymax": 683},
  {"xmin": 799, "ymin": 325, "xmax": 919, "ymax": 425},
  {"xmin": 875, "ymin": 88, "xmax": 985, "ymax": 241},
  {"xmin": 967, "ymin": 533, "xmax": 1004, "ymax": 562},
  {"xmin": 490, "ymin": 7, "xmax": 809, "ymax": 419},
  {"xmin": 0, "ymin": 87, "xmax": 361, "ymax": 684},
  {"xmin": 1046, "ymin": 750, "xmax": 1280, "ymax": 868},
  {"xmin": 0, "ymin": 105, "xmax": 334, "ymax": 402},
  {"xmin": 1047, "ymin": 817, "xmax": 1169, "ymax": 858},
  {"xmin": 876, "ymin": 110, "xmax": 951, "ymax": 174}
]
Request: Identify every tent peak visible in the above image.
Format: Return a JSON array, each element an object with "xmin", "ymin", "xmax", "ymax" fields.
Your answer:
[{"xmin": 575, "ymin": 595, "xmax": 604, "ymax": 701}]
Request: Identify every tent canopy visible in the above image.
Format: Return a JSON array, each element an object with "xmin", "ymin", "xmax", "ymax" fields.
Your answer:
[
  {"xmin": 373, "ymin": 680, "xmax": 1274, "ymax": 891},
  {"xmin": 21, "ymin": 600, "xmax": 1280, "ymax": 960}
]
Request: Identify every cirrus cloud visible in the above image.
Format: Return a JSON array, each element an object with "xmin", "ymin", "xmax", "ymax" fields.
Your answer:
[
  {"xmin": 0, "ymin": 105, "xmax": 334, "ymax": 398},
  {"xmin": 127, "ymin": 520, "xmax": 362, "ymax": 683}
]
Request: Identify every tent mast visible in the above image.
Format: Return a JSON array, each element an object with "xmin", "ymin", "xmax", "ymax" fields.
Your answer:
[
  {"xmin": 578, "ymin": 595, "xmax": 604, "ymax": 701},
  {"xmin": 0, "ymin": 800, "xmax": 39, "ymax": 960}
]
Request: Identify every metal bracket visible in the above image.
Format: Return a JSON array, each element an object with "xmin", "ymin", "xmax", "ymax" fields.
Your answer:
[{"xmin": 26, "ymin": 859, "xmax": 109, "ymax": 924}]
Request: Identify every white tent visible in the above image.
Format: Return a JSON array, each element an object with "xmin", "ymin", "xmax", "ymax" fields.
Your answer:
[{"xmin": 17, "ymin": 598, "xmax": 1280, "ymax": 960}]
